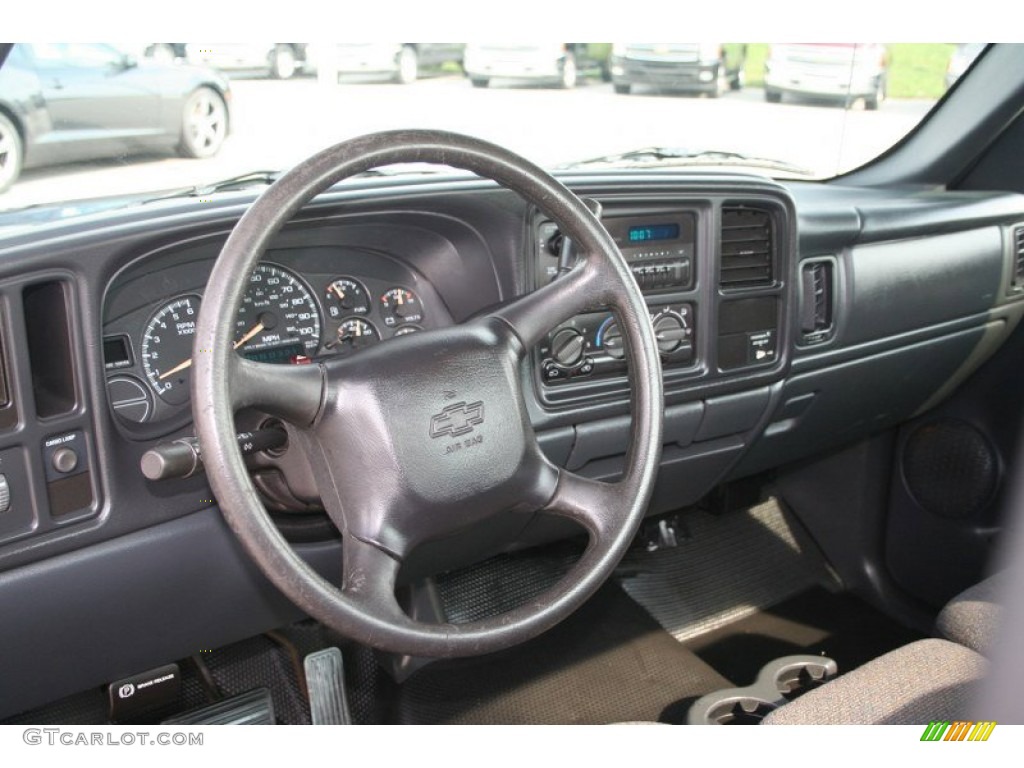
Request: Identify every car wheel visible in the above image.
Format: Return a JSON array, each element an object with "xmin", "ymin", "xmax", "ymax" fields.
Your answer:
[
  {"xmin": 558, "ymin": 52, "xmax": 577, "ymax": 89},
  {"xmin": 730, "ymin": 67, "xmax": 745, "ymax": 91},
  {"xmin": 865, "ymin": 77, "xmax": 886, "ymax": 111},
  {"xmin": 395, "ymin": 46, "xmax": 418, "ymax": 85},
  {"xmin": 764, "ymin": 88, "xmax": 782, "ymax": 103},
  {"xmin": 613, "ymin": 83, "xmax": 631, "ymax": 95},
  {"xmin": 270, "ymin": 45, "xmax": 298, "ymax": 80},
  {"xmin": 470, "ymin": 77, "xmax": 490, "ymax": 88},
  {"xmin": 177, "ymin": 87, "xmax": 228, "ymax": 159},
  {"xmin": 709, "ymin": 66, "xmax": 728, "ymax": 98},
  {"xmin": 149, "ymin": 43, "xmax": 177, "ymax": 64},
  {"xmin": 0, "ymin": 113, "xmax": 24, "ymax": 194}
]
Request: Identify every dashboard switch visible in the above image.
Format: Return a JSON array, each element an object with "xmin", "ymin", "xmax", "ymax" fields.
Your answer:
[
  {"xmin": 0, "ymin": 474, "xmax": 9, "ymax": 513},
  {"xmin": 542, "ymin": 362, "xmax": 564, "ymax": 380},
  {"xmin": 43, "ymin": 430, "xmax": 90, "ymax": 482},
  {"xmin": 52, "ymin": 447, "xmax": 79, "ymax": 474}
]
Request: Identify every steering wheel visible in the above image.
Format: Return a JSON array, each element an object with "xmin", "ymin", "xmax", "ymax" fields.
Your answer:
[{"xmin": 193, "ymin": 130, "xmax": 664, "ymax": 657}]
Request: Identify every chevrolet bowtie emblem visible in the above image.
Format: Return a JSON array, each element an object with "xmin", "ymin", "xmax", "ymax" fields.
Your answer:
[{"xmin": 429, "ymin": 401, "xmax": 485, "ymax": 439}]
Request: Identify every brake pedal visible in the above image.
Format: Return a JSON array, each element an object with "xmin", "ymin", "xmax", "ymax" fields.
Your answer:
[
  {"xmin": 304, "ymin": 647, "xmax": 352, "ymax": 725},
  {"xmin": 163, "ymin": 688, "xmax": 274, "ymax": 725}
]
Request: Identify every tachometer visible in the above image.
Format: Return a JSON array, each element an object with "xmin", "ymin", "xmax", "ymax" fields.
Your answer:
[
  {"xmin": 140, "ymin": 295, "xmax": 202, "ymax": 405},
  {"xmin": 234, "ymin": 263, "xmax": 322, "ymax": 362}
]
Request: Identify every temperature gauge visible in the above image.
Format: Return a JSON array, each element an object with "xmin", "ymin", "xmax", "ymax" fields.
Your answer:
[
  {"xmin": 332, "ymin": 318, "xmax": 380, "ymax": 354},
  {"xmin": 324, "ymin": 278, "xmax": 370, "ymax": 319},
  {"xmin": 379, "ymin": 287, "xmax": 423, "ymax": 327}
]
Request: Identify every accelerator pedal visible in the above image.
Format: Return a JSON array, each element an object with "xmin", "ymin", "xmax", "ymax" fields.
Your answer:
[{"xmin": 304, "ymin": 647, "xmax": 352, "ymax": 725}]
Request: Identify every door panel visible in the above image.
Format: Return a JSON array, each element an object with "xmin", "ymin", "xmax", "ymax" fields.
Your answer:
[{"xmin": 26, "ymin": 43, "xmax": 163, "ymax": 163}]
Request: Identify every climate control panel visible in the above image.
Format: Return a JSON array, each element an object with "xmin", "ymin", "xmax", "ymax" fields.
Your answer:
[{"xmin": 539, "ymin": 303, "xmax": 695, "ymax": 385}]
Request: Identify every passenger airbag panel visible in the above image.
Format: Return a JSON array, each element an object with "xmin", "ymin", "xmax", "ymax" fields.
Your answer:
[{"xmin": 843, "ymin": 228, "xmax": 1003, "ymax": 346}]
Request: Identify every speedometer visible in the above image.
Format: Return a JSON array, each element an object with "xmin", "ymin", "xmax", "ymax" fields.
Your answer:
[{"xmin": 234, "ymin": 263, "xmax": 322, "ymax": 362}]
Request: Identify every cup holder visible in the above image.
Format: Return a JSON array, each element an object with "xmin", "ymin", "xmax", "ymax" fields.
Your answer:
[{"xmin": 687, "ymin": 655, "xmax": 838, "ymax": 725}]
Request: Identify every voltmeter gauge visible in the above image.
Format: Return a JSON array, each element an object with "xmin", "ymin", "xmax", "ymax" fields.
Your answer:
[{"xmin": 379, "ymin": 287, "xmax": 423, "ymax": 327}]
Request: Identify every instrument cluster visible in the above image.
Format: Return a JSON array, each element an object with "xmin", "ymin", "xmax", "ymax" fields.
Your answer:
[{"xmin": 103, "ymin": 254, "xmax": 442, "ymax": 427}]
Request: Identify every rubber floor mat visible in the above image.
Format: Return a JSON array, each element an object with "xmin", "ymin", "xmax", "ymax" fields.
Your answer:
[
  {"xmin": 686, "ymin": 587, "xmax": 924, "ymax": 686},
  {"xmin": 394, "ymin": 583, "xmax": 730, "ymax": 724},
  {"xmin": 618, "ymin": 499, "xmax": 836, "ymax": 642}
]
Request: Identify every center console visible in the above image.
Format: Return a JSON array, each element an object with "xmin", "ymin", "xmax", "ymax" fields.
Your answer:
[{"xmin": 531, "ymin": 193, "xmax": 794, "ymax": 410}]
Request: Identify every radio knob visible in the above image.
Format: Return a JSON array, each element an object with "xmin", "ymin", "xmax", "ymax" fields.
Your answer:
[
  {"xmin": 550, "ymin": 328, "xmax": 585, "ymax": 367},
  {"xmin": 653, "ymin": 312, "xmax": 690, "ymax": 355}
]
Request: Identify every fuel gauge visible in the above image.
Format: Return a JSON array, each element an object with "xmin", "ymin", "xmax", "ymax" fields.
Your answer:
[
  {"xmin": 324, "ymin": 278, "xmax": 370, "ymax": 319},
  {"xmin": 380, "ymin": 287, "xmax": 423, "ymax": 327}
]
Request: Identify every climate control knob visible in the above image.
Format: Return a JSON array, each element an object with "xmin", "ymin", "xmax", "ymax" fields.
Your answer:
[
  {"xmin": 653, "ymin": 312, "xmax": 690, "ymax": 355},
  {"xmin": 550, "ymin": 328, "xmax": 586, "ymax": 367},
  {"xmin": 598, "ymin": 319, "xmax": 626, "ymax": 360}
]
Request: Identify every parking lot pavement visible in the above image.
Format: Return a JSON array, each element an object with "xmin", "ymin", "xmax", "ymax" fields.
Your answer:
[{"xmin": 1, "ymin": 75, "xmax": 934, "ymax": 212}]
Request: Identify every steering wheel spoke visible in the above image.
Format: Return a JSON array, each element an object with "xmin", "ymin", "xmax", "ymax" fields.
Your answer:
[
  {"xmin": 543, "ymin": 467, "xmax": 632, "ymax": 541},
  {"xmin": 229, "ymin": 354, "xmax": 324, "ymax": 426},
  {"xmin": 340, "ymin": 535, "xmax": 406, "ymax": 621},
  {"xmin": 489, "ymin": 257, "xmax": 617, "ymax": 350}
]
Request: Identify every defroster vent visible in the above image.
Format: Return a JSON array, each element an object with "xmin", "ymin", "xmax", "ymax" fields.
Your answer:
[
  {"xmin": 1013, "ymin": 225, "xmax": 1024, "ymax": 289},
  {"xmin": 800, "ymin": 259, "xmax": 835, "ymax": 345},
  {"xmin": 720, "ymin": 207, "xmax": 773, "ymax": 289}
]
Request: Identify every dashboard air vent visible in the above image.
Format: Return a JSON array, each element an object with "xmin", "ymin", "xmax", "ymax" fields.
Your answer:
[
  {"xmin": 1014, "ymin": 226, "xmax": 1024, "ymax": 289},
  {"xmin": 800, "ymin": 259, "xmax": 835, "ymax": 344},
  {"xmin": 720, "ymin": 207, "xmax": 773, "ymax": 288}
]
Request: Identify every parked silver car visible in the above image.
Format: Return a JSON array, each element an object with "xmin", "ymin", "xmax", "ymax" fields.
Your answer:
[
  {"xmin": 327, "ymin": 43, "xmax": 464, "ymax": 84},
  {"xmin": 463, "ymin": 44, "xmax": 609, "ymax": 89},
  {"xmin": 764, "ymin": 43, "xmax": 889, "ymax": 109},
  {"xmin": 186, "ymin": 43, "xmax": 313, "ymax": 80}
]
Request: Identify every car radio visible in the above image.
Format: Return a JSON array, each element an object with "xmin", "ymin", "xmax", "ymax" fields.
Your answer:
[
  {"xmin": 536, "ymin": 211, "xmax": 696, "ymax": 292},
  {"xmin": 535, "ymin": 210, "xmax": 699, "ymax": 386}
]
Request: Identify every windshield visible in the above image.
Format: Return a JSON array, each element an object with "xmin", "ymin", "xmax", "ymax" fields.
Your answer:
[{"xmin": 0, "ymin": 42, "xmax": 986, "ymax": 215}]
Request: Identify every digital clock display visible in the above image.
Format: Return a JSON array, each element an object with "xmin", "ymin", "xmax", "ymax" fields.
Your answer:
[{"xmin": 628, "ymin": 223, "xmax": 680, "ymax": 243}]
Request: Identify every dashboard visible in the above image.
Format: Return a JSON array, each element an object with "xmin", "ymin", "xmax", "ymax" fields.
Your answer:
[{"xmin": 1, "ymin": 169, "xmax": 1024, "ymax": 719}]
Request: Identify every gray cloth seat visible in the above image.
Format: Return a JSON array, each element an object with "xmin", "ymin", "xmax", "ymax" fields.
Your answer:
[
  {"xmin": 763, "ymin": 576, "xmax": 1002, "ymax": 725},
  {"xmin": 936, "ymin": 574, "xmax": 1003, "ymax": 655},
  {"xmin": 762, "ymin": 638, "xmax": 987, "ymax": 725}
]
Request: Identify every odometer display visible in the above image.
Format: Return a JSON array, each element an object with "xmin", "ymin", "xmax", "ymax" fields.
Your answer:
[{"xmin": 234, "ymin": 264, "xmax": 322, "ymax": 358}]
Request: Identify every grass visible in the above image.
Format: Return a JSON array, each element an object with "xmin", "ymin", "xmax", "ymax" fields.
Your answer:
[
  {"xmin": 886, "ymin": 44, "xmax": 956, "ymax": 99},
  {"xmin": 742, "ymin": 43, "xmax": 955, "ymax": 100}
]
